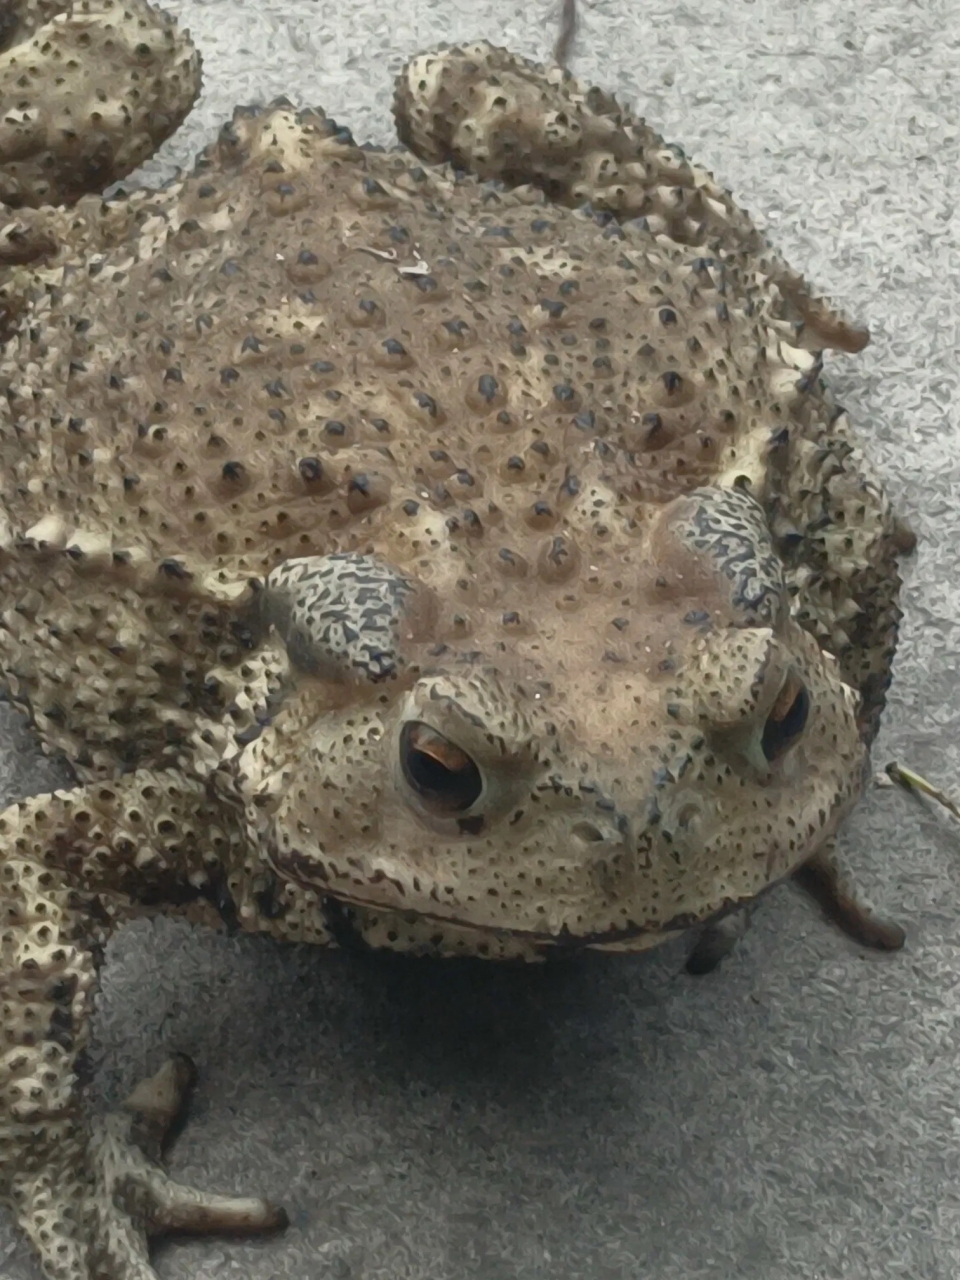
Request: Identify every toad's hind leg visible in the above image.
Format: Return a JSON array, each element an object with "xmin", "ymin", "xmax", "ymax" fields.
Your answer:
[
  {"xmin": 0, "ymin": 775, "xmax": 289, "ymax": 1280},
  {"xmin": 0, "ymin": 0, "xmax": 201, "ymax": 209},
  {"xmin": 394, "ymin": 41, "xmax": 868, "ymax": 354}
]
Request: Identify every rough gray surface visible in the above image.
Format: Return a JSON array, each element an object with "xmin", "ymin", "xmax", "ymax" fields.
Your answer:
[{"xmin": 2, "ymin": 0, "xmax": 960, "ymax": 1276}]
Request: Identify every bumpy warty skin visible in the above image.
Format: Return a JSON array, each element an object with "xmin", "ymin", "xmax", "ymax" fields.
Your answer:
[
  {"xmin": 0, "ymin": 0, "xmax": 201, "ymax": 208},
  {"xmin": 0, "ymin": 89, "xmax": 895, "ymax": 941},
  {"xmin": 396, "ymin": 43, "xmax": 874, "ymax": 358},
  {"xmin": 395, "ymin": 45, "xmax": 909, "ymax": 737},
  {"xmin": 0, "ymin": 21, "xmax": 911, "ymax": 1280}
]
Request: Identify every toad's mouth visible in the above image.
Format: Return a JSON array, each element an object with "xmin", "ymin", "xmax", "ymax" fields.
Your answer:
[
  {"xmin": 326, "ymin": 881, "xmax": 784, "ymax": 953},
  {"xmin": 320, "ymin": 893, "xmax": 677, "ymax": 949},
  {"xmin": 268, "ymin": 850, "xmax": 754, "ymax": 950},
  {"xmin": 321, "ymin": 885, "xmax": 718, "ymax": 948},
  {"xmin": 258, "ymin": 776, "xmax": 860, "ymax": 948}
]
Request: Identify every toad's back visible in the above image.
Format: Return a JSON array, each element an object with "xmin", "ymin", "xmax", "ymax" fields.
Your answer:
[{"xmin": 0, "ymin": 87, "xmax": 898, "ymax": 779}]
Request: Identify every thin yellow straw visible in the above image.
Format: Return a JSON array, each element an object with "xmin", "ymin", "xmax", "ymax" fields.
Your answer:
[{"xmin": 885, "ymin": 761, "xmax": 960, "ymax": 823}]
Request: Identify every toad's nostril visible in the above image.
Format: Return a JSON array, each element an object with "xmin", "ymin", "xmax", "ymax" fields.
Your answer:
[
  {"xmin": 572, "ymin": 821, "xmax": 606, "ymax": 843},
  {"xmin": 676, "ymin": 802, "xmax": 700, "ymax": 829}
]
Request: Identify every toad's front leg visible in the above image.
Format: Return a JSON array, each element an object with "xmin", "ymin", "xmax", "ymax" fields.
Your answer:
[
  {"xmin": 794, "ymin": 838, "xmax": 905, "ymax": 951},
  {"xmin": 0, "ymin": 771, "xmax": 288, "ymax": 1280}
]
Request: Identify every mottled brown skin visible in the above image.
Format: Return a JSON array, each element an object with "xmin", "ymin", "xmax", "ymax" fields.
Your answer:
[{"xmin": 0, "ymin": 9, "xmax": 910, "ymax": 1279}]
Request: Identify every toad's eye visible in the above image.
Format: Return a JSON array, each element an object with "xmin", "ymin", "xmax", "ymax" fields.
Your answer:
[
  {"xmin": 761, "ymin": 673, "xmax": 810, "ymax": 762},
  {"xmin": 400, "ymin": 721, "xmax": 483, "ymax": 812}
]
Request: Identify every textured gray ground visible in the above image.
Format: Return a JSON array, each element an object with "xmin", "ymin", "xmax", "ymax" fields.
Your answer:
[{"xmin": 2, "ymin": 0, "xmax": 960, "ymax": 1276}]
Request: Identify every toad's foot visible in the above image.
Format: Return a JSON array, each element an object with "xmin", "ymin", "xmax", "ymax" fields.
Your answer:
[
  {"xmin": 685, "ymin": 907, "xmax": 751, "ymax": 975},
  {"xmin": 14, "ymin": 1056, "xmax": 287, "ymax": 1280},
  {"xmin": 687, "ymin": 834, "xmax": 906, "ymax": 973},
  {"xmin": 794, "ymin": 840, "xmax": 906, "ymax": 951}
]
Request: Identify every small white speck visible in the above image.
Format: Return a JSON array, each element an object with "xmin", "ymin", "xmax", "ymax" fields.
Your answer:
[{"xmin": 356, "ymin": 245, "xmax": 398, "ymax": 262}]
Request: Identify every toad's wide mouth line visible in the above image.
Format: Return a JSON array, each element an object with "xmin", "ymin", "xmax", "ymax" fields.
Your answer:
[
  {"xmin": 262, "ymin": 843, "xmax": 703, "ymax": 945},
  {"xmin": 320, "ymin": 887, "xmax": 693, "ymax": 947},
  {"xmin": 262, "ymin": 805, "xmax": 850, "ymax": 947},
  {"xmin": 262, "ymin": 817, "xmax": 846, "ymax": 946},
  {"xmin": 288, "ymin": 872, "xmax": 768, "ymax": 949}
]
